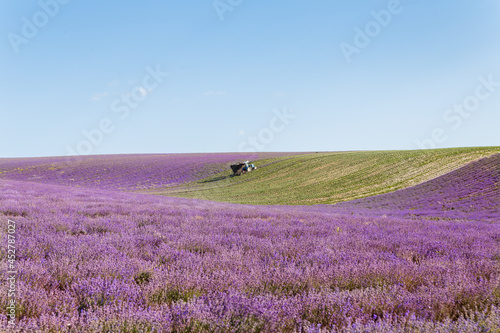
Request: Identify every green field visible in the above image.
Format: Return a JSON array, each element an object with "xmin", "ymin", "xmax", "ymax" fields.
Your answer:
[{"xmin": 143, "ymin": 147, "xmax": 500, "ymax": 205}]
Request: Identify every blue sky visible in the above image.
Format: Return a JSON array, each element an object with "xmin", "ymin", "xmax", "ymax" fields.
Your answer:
[{"xmin": 1, "ymin": 0, "xmax": 499, "ymax": 157}]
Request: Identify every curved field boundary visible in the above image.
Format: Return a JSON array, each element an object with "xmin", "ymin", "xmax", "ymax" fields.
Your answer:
[
  {"xmin": 332, "ymin": 153, "xmax": 500, "ymax": 221},
  {"xmin": 152, "ymin": 147, "xmax": 500, "ymax": 205}
]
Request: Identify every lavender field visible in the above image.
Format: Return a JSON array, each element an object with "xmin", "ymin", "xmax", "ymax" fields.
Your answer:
[
  {"xmin": 1, "ymin": 152, "xmax": 500, "ymax": 332},
  {"xmin": 0, "ymin": 153, "xmax": 295, "ymax": 191}
]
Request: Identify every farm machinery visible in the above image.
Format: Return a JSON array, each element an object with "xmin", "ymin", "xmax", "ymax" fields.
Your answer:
[{"xmin": 230, "ymin": 161, "xmax": 257, "ymax": 176}]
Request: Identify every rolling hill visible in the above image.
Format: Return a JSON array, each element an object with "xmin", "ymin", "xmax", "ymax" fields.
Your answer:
[
  {"xmin": 1, "ymin": 147, "xmax": 499, "ymax": 206},
  {"xmin": 146, "ymin": 147, "xmax": 500, "ymax": 205}
]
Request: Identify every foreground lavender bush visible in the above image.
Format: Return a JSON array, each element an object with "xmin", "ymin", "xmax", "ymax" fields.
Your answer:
[{"xmin": 1, "ymin": 177, "xmax": 499, "ymax": 332}]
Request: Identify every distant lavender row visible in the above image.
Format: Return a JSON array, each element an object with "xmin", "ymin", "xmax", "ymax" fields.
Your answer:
[
  {"xmin": 324, "ymin": 154, "xmax": 500, "ymax": 222},
  {"xmin": 0, "ymin": 153, "xmax": 294, "ymax": 191},
  {"xmin": 1, "ymin": 178, "xmax": 499, "ymax": 331}
]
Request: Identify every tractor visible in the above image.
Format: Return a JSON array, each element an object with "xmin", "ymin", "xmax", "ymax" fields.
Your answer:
[{"xmin": 230, "ymin": 161, "xmax": 257, "ymax": 176}]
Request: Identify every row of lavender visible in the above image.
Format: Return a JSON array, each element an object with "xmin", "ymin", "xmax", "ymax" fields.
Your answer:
[
  {"xmin": 0, "ymin": 153, "xmax": 293, "ymax": 191},
  {"xmin": 326, "ymin": 154, "xmax": 500, "ymax": 222},
  {"xmin": 1, "ymin": 177, "xmax": 499, "ymax": 331}
]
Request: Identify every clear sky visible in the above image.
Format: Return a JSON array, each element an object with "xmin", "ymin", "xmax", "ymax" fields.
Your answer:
[{"xmin": 1, "ymin": 0, "xmax": 499, "ymax": 157}]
